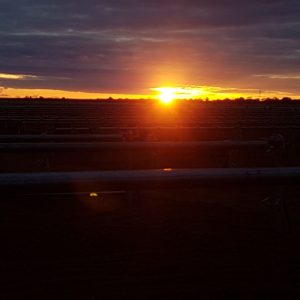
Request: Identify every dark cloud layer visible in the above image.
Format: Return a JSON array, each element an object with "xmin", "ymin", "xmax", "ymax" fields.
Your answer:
[{"xmin": 1, "ymin": 0, "xmax": 300, "ymax": 95}]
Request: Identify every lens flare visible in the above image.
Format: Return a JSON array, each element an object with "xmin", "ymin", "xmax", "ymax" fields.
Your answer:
[{"xmin": 89, "ymin": 192, "xmax": 99, "ymax": 197}]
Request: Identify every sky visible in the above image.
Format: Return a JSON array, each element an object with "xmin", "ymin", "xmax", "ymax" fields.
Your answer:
[{"xmin": 1, "ymin": 0, "xmax": 300, "ymax": 99}]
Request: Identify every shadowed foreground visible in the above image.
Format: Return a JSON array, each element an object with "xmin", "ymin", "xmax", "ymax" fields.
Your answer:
[
  {"xmin": 2, "ymin": 186, "xmax": 300, "ymax": 299},
  {"xmin": 1, "ymin": 100, "xmax": 300, "ymax": 299}
]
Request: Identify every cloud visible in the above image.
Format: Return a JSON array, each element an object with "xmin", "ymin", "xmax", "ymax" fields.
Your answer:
[
  {"xmin": 254, "ymin": 74, "xmax": 300, "ymax": 80},
  {"xmin": 0, "ymin": 73, "xmax": 38, "ymax": 80},
  {"xmin": 0, "ymin": 0, "xmax": 300, "ymax": 96}
]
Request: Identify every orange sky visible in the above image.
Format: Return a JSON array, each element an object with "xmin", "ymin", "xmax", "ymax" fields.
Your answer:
[{"xmin": 1, "ymin": 73, "xmax": 298, "ymax": 100}]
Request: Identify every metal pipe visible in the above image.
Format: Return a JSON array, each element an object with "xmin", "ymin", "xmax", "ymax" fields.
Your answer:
[
  {"xmin": 0, "ymin": 167, "xmax": 300, "ymax": 194},
  {"xmin": 0, "ymin": 134, "xmax": 122, "ymax": 142},
  {"xmin": 0, "ymin": 140, "xmax": 269, "ymax": 152}
]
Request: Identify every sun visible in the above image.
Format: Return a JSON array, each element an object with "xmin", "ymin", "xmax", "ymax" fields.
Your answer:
[
  {"xmin": 152, "ymin": 86, "xmax": 204, "ymax": 103},
  {"xmin": 158, "ymin": 88, "xmax": 176, "ymax": 104}
]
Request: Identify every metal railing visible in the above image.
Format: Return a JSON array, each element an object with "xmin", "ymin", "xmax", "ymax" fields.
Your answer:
[{"xmin": 1, "ymin": 167, "xmax": 300, "ymax": 194}]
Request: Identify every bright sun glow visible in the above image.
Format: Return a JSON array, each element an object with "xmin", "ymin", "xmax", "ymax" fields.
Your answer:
[
  {"xmin": 159, "ymin": 88, "xmax": 176, "ymax": 104},
  {"xmin": 152, "ymin": 86, "xmax": 204, "ymax": 103}
]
